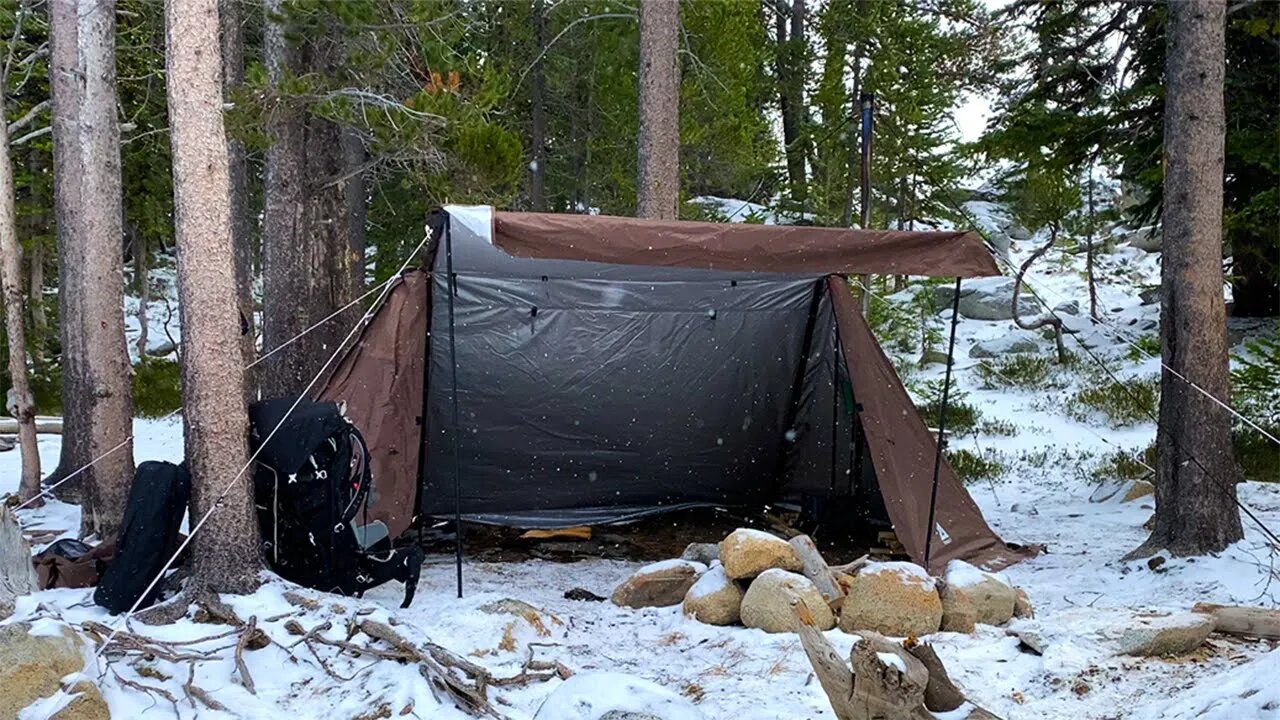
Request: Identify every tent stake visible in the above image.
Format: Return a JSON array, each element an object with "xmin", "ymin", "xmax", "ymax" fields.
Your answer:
[
  {"xmin": 445, "ymin": 218, "xmax": 464, "ymax": 599},
  {"xmin": 924, "ymin": 277, "xmax": 962, "ymax": 570}
]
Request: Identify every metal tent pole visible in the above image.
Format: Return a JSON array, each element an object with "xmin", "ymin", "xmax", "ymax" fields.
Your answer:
[
  {"xmin": 445, "ymin": 218, "xmax": 464, "ymax": 599},
  {"xmin": 924, "ymin": 277, "xmax": 962, "ymax": 569}
]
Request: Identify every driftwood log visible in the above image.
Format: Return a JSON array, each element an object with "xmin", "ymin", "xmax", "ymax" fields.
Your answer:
[
  {"xmin": 1193, "ymin": 603, "xmax": 1280, "ymax": 640},
  {"xmin": 793, "ymin": 601, "xmax": 1004, "ymax": 720},
  {"xmin": 789, "ymin": 535, "xmax": 846, "ymax": 610}
]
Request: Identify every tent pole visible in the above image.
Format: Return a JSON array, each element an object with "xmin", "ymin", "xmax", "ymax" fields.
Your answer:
[
  {"xmin": 445, "ymin": 217, "xmax": 464, "ymax": 599},
  {"xmin": 924, "ymin": 277, "xmax": 962, "ymax": 569}
]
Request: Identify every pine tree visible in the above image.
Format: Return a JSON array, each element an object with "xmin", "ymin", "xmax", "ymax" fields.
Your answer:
[
  {"xmin": 166, "ymin": 0, "xmax": 261, "ymax": 593},
  {"xmin": 636, "ymin": 0, "xmax": 679, "ymax": 219}
]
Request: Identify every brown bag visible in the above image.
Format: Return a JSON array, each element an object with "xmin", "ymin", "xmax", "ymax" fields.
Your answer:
[{"xmin": 32, "ymin": 539, "xmax": 115, "ymax": 590}]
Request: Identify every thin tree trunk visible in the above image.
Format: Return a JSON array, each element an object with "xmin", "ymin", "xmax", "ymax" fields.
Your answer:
[
  {"xmin": 222, "ymin": 0, "xmax": 256, "ymax": 401},
  {"xmin": 27, "ymin": 229, "xmax": 44, "ymax": 365},
  {"xmin": 636, "ymin": 0, "xmax": 680, "ymax": 220},
  {"xmin": 61, "ymin": 0, "xmax": 135, "ymax": 539},
  {"xmin": 165, "ymin": 0, "xmax": 261, "ymax": 594},
  {"xmin": 0, "ymin": 96, "xmax": 42, "ymax": 506},
  {"xmin": 776, "ymin": 0, "xmax": 806, "ymax": 203},
  {"xmin": 1012, "ymin": 227, "xmax": 1066, "ymax": 363},
  {"xmin": 1135, "ymin": 0, "xmax": 1242, "ymax": 557},
  {"xmin": 1086, "ymin": 162, "xmax": 1099, "ymax": 321},
  {"xmin": 132, "ymin": 225, "xmax": 149, "ymax": 359},
  {"xmin": 529, "ymin": 0, "xmax": 547, "ymax": 211}
]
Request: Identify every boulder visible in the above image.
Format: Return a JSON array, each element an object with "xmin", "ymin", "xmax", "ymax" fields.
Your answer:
[
  {"xmin": 679, "ymin": 542, "xmax": 719, "ymax": 566},
  {"xmin": 952, "ymin": 277, "xmax": 1039, "ymax": 321},
  {"xmin": 943, "ymin": 560, "xmax": 1016, "ymax": 626},
  {"xmin": 1089, "ymin": 478, "xmax": 1153, "ymax": 504},
  {"xmin": 533, "ymin": 672, "xmax": 707, "ymax": 720},
  {"xmin": 838, "ymin": 562, "xmax": 942, "ymax": 638},
  {"xmin": 0, "ymin": 435, "xmax": 15, "ymax": 452},
  {"xmin": 1013, "ymin": 588, "xmax": 1034, "ymax": 619},
  {"xmin": 740, "ymin": 569, "xmax": 836, "ymax": 634},
  {"xmin": 1139, "ymin": 287, "xmax": 1160, "ymax": 306},
  {"xmin": 1007, "ymin": 223, "xmax": 1032, "ymax": 241},
  {"xmin": 1053, "ymin": 299, "xmax": 1081, "ymax": 316},
  {"xmin": 968, "ymin": 333, "xmax": 1042, "ymax": 358},
  {"xmin": 611, "ymin": 560, "xmax": 706, "ymax": 609},
  {"xmin": 1123, "ymin": 225, "xmax": 1161, "ymax": 252},
  {"xmin": 1116, "ymin": 613, "xmax": 1215, "ymax": 657},
  {"xmin": 682, "ymin": 565, "xmax": 744, "ymax": 626},
  {"xmin": 1122, "ymin": 480, "xmax": 1154, "ymax": 502},
  {"xmin": 719, "ymin": 529, "xmax": 801, "ymax": 580},
  {"xmin": 145, "ymin": 339, "xmax": 177, "ymax": 357},
  {"xmin": 0, "ymin": 623, "xmax": 88, "ymax": 720},
  {"xmin": 938, "ymin": 583, "xmax": 977, "ymax": 633},
  {"xmin": 52, "ymin": 682, "xmax": 110, "ymax": 720}
]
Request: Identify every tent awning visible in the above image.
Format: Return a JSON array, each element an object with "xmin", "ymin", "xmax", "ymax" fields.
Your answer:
[{"xmin": 484, "ymin": 209, "xmax": 1000, "ymax": 278}]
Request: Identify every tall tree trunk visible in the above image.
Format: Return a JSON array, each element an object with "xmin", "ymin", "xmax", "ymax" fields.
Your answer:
[
  {"xmin": 261, "ymin": 5, "xmax": 363, "ymax": 399},
  {"xmin": 166, "ymin": 0, "xmax": 261, "ymax": 594},
  {"xmin": 222, "ymin": 0, "xmax": 256, "ymax": 401},
  {"xmin": 636, "ymin": 0, "xmax": 680, "ymax": 220},
  {"xmin": 0, "ymin": 96, "xmax": 42, "ymax": 506},
  {"xmin": 46, "ymin": 0, "xmax": 87, "ymax": 502},
  {"xmin": 27, "ymin": 227, "xmax": 45, "ymax": 365},
  {"xmin": 1136, "ymin": 0, "xmax": 1242, "ymax": 557},
  {"xmin": 51, "ymin": 0, "xmax": 135, "ymax": 539},
  {"xmin": 529, "ymin": 0, "xmax": 547, "ymax": 211},
  {"xmin": 1085, "ymin": 163, "xmax": 1099, "ymax": 321}
]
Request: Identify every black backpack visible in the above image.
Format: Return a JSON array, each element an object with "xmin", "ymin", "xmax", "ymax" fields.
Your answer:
[
  {"xmin": 94, "ymin": 461, "xmax": 191, "ymax": 614},
  {"xmin": 249, "ymin": 398, "xmax": 422, "ymax": 607}
]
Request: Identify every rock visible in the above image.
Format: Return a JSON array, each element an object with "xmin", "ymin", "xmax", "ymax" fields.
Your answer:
[
  {"xmin": 719, "ymin": 528, "xmax": 801, "ymax": 580},
  {"xmin": 145, "ymin": 339, "xmax": 177, "ymax": 357},
  {"xmin": 968, "ymin": 333, "xmax": 1042, "ymax": 358},
  {"xmin": 919, "ymin": 349, "xmax": 951, "ymax": 367},
  {"xmin": 1053, "ymin": 299, "xmax": 1081, "ymax": 316},
  {"xmin": 1010, "ymin": 503, "xmax": 1039, "ymax": 516},
  {"xmin": 0, "ymin": 435, "xmax": 15, "ymax": 452},
  {"xmin": 988, "ymin": 232, "xmax": 1012, "ymax": 260},
  {"xmin": 532, "ymin": 671, "xmax": 708, "ymax": 720},
  {"xmin": 838, "ymin": 561, "xmax": 942, "ymax": 638},
  {"xmin": 53, "ymin": 682, "xmax": 110, "ymax": 720},
  {"xmin": 1124, "ymin": 225, "xmax": 1162, "ymax": 252},
  {"xmin": 611, "ymin": 560, "xmax": 706, "ymax": 609},
  {"xmin": 1122, "ymin": 480, "xmax": 1154, "ymax": 502},
  {"xmin": 1139, "ymin": 287, "xmax": 1160, "ymax": 306},
  {"xmin": 1007, "ymin": 620, "xmax": 1048, "ymax": 655},
  {"xmin": 1007, "ymin": 223, "xmax": 1032, "ymax": 241},
  {"xmin": 1013, "ymin": 588, "xmax": 1034, "ymax": 619},
  {"xmin": 951, "ymin": 277, "xmax": 1039, "ymax": 321},
  {"xmin": 564, "ymin": 588, "xmax": 607, "ymax": 602},
  {"xmin": 938, "ymin": 583, "xmax": 977, "ymax": 633},
  {"xmin": 740, "ymin": 569, "xmax": 835, "ymax": 634},
  {"xmin": 1, "ymin": 506, "xmax": 37, "ymax": 619},
  {"xmin": 682, "ymin": 564, "xmax": 744, "ymax": 626},
  {"xmin": 1147, "ymin": 556, "xmax": 1167, "ymax": 572},
  {"xmin": 1116, "ymin": 613, "xmax": 1215, "ymax": 657},
  {"xmin": 943, "ymin": 560, "xmax": 1016, "ymax": 626},
  {"xmin": 0, "ymin": 623, "xmax": 87, "ymax": 720},
  {"xmin": 679, "ymin": 542, "xmax": 719, "ymax": 566}
]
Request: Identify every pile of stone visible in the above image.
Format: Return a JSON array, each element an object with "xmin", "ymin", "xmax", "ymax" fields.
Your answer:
[{"xmin": 610, "ymin": 527, "xmax": 1033, "ymax": 637}]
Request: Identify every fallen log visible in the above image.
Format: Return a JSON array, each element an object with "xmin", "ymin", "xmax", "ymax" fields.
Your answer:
[
  {"xmin": 1192, "ymin": 603, "xmax": 1280, "ymax": 640},
  {"xmin": 789, "ymin": 534, "xmax": 845, "ymax": 610},
  {"xmin": 0, "ymin": 416, "xmax": 62, "ymax": 434},
  {"xmin": 906, "ymin": 643, "xmax": 965, "ymax": 712}
]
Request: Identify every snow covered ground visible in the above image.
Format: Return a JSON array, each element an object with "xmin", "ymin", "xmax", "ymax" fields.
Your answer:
[{"xmin": 4, "ymin": 201, "xmax": 1279, "ymax": 719}]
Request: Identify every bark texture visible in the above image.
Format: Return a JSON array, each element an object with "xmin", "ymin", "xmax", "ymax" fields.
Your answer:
[
  {"xmin": 0, "ymin": 96, "xmax": 41, "ymax": 505},
  {"xmin": 1140, "ymin": 0, "xmax": 1242, "ymax": 557},
  {"xmin": 260, "ymin": 3, "xmax": 365, "ymax": 398},
  {"xmin": 529, "ymin": 0, "xmax": 547, "ymax": 211},
  {"xmin": 636, "ymin": 0, "xmax": 680, "ymax": 220},
  {"xmin": 165, "ymin": 0, "xmax": 261, "ymax": 594},
  {"xmin": 222, "ymin": 0, "xmax": 256, "ymax": 400},
  {"xmin": 49, "ymin": 0, "xmax": 135, "ymax": 539},
  {"xmin": 777, "ymin": 0, "xmax": 807, "ymax": 202}
]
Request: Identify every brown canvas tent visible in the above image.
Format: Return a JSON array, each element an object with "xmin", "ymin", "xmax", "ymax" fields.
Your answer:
[{"xmin": 318, "ymin": 206, "xmax": 1034, "ymax": 574}]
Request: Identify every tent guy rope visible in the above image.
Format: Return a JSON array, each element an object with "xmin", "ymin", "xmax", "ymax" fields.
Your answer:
[{"xmin": 29, "ymin": 226, "xmax": 434, "ymax": 720}]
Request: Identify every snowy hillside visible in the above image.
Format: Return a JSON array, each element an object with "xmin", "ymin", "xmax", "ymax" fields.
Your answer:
[{"xmin": 4, "ymin": 194, "xmax": 1278, "ymax": 720}]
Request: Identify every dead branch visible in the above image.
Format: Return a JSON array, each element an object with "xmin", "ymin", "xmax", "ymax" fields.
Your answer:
[
  {"xmin": 1012, "ymin": 230, "xmax": 1067, "ymax": 363},
  {"xmin": 184, "ymin": 661, "xmax": 229, "ymax": 712},
  {"xmin": 906, "ymin": 643, "xmax": 965, "ymax": 712},
  {"xmin": 234, "ymin": 617, "xmax": 258, "ymax": 695}
]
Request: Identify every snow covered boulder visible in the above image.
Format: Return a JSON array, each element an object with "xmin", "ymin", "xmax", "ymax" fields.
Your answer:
[
  {"xmin": 968, "ymin": 332, "xmax": 1042, "ymax": 358},
  {"xmin": 938, "ymin": 583, "xmax": 977, "ymax": 634},
  {"xmin": 611, "ymin": 560, "xmax": 707, "ymax": 609},
  {"xmin": 682, "ymin": 564, "xmax": 744, "ymax": 626},
  {"xmin": 838, "ymin": 562, "xmax": 942, "ymax": 638},
  {"xmin": 1013, "ymin": 588, "xmax": 1034, "ymax": 619},
  {"xmin": 1116, "ymin": 613, "xmax": 1215, "ymax": 657},
  {"xmin": 533, "ymin": 672, "xmax": 707, "ymax": 720},
  {"xmin": 948, "ymin": 277, "xmax": 1039, "ymax": 321},
  {"xmin": 942, "ymin": 560, "xmax": 1016, "ymax": 626},
  {"xmin": 719, "ymin": 529, "xmax": 801, "ymax": 580},
  {"xmin": 740, "ymin": 569, "xmax": 835, "ymax": 634},
  {"xmin": 0, "ymin": 622, "xmax": 96, "ymax": 720}
]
